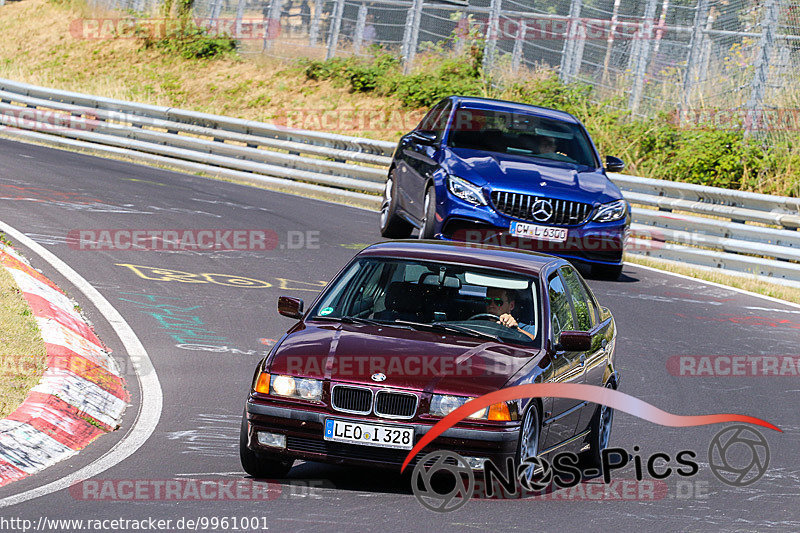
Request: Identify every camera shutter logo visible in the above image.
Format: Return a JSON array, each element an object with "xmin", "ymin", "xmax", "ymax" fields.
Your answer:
[
  {"xmin": 708, "ymin": 425, "xmax": 770, "ymax": 487},
  {"xmin": 411, "ymin": 451, "xmax": 474, "ymax": 512},
  {"xmin": 531, "ymin": 199, "xmax": 554, "ymax": 222},
  {"xmin": 516, "ymin": 456, "xmax": 554, "ymax": 492}
]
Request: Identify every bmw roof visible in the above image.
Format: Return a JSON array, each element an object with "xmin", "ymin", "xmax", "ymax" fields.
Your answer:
[{"xmin": 357, "ymin": 240, "xmax": 566, "ymax": 277}]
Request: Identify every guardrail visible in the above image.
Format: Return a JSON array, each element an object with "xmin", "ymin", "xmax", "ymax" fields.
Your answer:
[{"xmin": 1, "ymin": 77, "xmax": 798, "ymax": 287}]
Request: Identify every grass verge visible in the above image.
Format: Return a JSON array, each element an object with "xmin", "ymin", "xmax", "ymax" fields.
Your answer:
[{"xmin": 0, "ymin": 256, "xmax": 47, "ymax": 418}]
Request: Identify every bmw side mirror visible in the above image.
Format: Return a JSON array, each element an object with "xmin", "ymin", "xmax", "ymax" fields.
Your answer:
[
  {"xmin": 605, "ymin": 156, "xmax": 625, "ymax": 173},
  {"xmin": 555, "ymin": 331, "xmax": 592, "ymax": 352},
  {"xmin": 411, "ymin": 130, "xmax": 438, "ymax": 145},
  {"xmin": 278, "ymin": 296, "xmax": 304, "ymax": 319}
]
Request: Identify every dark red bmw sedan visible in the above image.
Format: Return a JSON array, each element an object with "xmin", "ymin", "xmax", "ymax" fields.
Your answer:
[{"xmin": 241, "ymin": 241, "xmax": 618, "ymax": 478}]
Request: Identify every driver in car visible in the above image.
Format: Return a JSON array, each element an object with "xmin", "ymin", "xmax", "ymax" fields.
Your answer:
[
  {"xmin": 535, "ymin": 135, "xmax": 557, "ymax": 154},
  {"xmin": 485, "ymin": 288, "xmax": 536, "ymax": 341}
]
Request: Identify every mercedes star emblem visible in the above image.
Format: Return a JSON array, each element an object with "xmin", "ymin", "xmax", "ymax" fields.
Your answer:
[{"xmin": 531, "ymin": 199, "xmax": 554, "ymax": 222}]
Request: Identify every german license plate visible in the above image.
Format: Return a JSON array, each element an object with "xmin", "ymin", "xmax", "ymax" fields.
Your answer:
[
  {"xmin": 510, "ymin": 221, "xmax": 568, "ymax": 242},
  {"xmin": 324, "ymin": 419, "xmax": 414, "ymax": 450}
]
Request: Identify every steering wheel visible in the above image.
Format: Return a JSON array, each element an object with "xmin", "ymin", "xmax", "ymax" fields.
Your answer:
[{"xmin": 467, "ymin": 313, "xmax": 501, "ymax": 322}]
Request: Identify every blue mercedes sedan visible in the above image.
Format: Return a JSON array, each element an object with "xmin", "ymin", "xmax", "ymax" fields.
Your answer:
[{"xmin": 379, "ymin": 96, "xmax": 630, "ymax": 279}]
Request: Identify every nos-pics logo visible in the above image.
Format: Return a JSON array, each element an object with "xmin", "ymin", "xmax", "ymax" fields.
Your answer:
[{"xmin": 411, "ymin": 424, "xmax": 770, "ymax": 512}]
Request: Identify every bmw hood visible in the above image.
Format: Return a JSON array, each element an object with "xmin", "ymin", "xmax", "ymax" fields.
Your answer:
[
  {"xmin": 267, "ymin": 322, "xmax": 541, "ymax": 396},
  {"xmin": 444, "ymin": 147, "xmax": 623, "ymax": 205}
]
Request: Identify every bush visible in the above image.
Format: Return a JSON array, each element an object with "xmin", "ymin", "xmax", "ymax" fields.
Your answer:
[
  {"xmin": 302, "ymin": 50, "xmax": 485, "ymax": 108},
  {"xmin": 303, "ymin": 57, "xmax": 355, "ymax": 82},
  {"xmin": 140, "ymin": 22, "xmax": 236, "ymax": 60},
  {"xmin": 346, "ymin": 54, "xmax": 400, "ymax": 92},
  {"xmin": 382, "ymin": 60, "xmax": 485, "ymax": 108},
  {"xmin": 652, "ymin": 130, "xmax": 765, "ymax": 190},
  {"xmin": 501, "ymin": 74, "xmax": 597, "ymax": 117}
]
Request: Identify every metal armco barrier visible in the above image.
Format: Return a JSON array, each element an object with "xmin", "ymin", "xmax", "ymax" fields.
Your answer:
[{"xmin": 1, "ymin": 78, "xmax": 798, "ymax": 287}]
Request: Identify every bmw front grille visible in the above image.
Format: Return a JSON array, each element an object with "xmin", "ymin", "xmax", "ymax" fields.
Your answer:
[{"xmin": 330, "ymin": 385, "xmax": 418, "ymax": 419}]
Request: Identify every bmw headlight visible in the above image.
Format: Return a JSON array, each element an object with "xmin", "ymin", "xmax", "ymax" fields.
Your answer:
[
  {"xmin": 447, "ymin": 176, "xmax": 487, "ymax": 206},
  {"xmin": 592, "ymin": 199, "xmax": 628, "ymax": 223},
  {"xmin": 429, "ymin": 394, "xmax": 487, "ymax": 419},
  {"xmin": 269, "ymin": 375, "xmax": 323, "ymax": 401}
]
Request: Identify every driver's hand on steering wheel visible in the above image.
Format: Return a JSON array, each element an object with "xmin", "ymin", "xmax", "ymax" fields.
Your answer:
[{"xmin": 498, "ymin": 313, "xmax": 518, "ymax": 328}]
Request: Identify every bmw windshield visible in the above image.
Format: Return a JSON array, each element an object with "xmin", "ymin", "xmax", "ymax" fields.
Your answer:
[
  {"xmin": 446, "ymin": 106, "xmax": 598, "ymax": 168},
  {"xmin": 308, "ymin": 257, "xmax": 541, "ymax": 346}
]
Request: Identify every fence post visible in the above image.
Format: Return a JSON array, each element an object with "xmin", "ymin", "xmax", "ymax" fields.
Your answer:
[
  {"xmin": 235, "ymin": 0, "xmax": 247, "ymax": 44},
  {"xmin": 263, "ymin": 0, "xmax": 284, "ymax": 51},
  {"xmin": 746, "ymin": 0, "xmax": 779, "ymax": 135},
  {"xmin": 402, "ymin": 0, "xmax": 423, "ymax": 74},
  {"xmin": 569, "ymin": 19, "xmax": 586, "ymax": 80},
  {"xmin": 511, "ymin": 20, "xmax": 526, "ymax": 73},
  {"xmin": 559, "ymin": 0, "xmax": 583, "ymax": 83},
  {"xmin": 681, "ymin": 0, "xmax": 710, "ymax": 110},
  {"xmin": 353, "ymin": 3, "xmax": 368, "ymax": 54},
  {"xmin": 483, "ymin": 0, "xmax": 502, "ymax": 72},
  {"xmin": 209, "ymin": 0, "xmax": 223, "ymax": 24},
  {"xmin": 649, "ymin": 0, "xmax": 670, "ymax": 72},
  {"xmin": 628, "ymin": 0, "xmax": 658, "ymax": 113},
  {"xmin": 309, "ymin": 0, "xmax": 324, "ymax": 45},
  {"xmin": 601, "ymin": 0, "xmax": 622, "ymax": 84},
  {"xmin": 698, "ymin": 7, "xmax": 717, "ymax": 84},
  {"xmin": 325, "ymin": 0, "xmax": 346, "ymax": 60}
]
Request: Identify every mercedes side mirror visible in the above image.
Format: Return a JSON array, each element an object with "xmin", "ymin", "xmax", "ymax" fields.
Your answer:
[
  {"xmin": 411, "ymin": 130, "xmax": 438, "ymax": 145},
  {"xmin": 605, "ymin": 156, "xmax": 625, "ymax": 173},
  {"xmin": 278, "ymin": 296, "xmax": 304, "ymax": 319}
]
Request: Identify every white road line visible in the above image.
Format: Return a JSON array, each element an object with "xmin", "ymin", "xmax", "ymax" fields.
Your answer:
[
  {"xmin": 0, "ymin": 220, "xmax": 163, "ymax": 508},
  {"xmin": 626, "ymin": 262, "xmax": 800, "ymax": 311}
]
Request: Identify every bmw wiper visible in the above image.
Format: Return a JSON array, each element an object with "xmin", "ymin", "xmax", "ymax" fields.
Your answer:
[
  {"xmin": 312, "ymin": 315, "xmax": 411, "ymax": 328},
  {"xmin": 433, "ymin": 322, "xmax": 502, "ymax": 342},
  {"xmin": 393, "ymin": 320, "xmax": 501, "ymax": 342}
]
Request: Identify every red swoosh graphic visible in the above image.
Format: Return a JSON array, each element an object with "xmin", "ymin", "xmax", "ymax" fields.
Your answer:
[{"xmin": 401, "ymin": 383, "xmax": 781, "ymax": 472}]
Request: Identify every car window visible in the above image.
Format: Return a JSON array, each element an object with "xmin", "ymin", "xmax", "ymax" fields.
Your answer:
[
  {"xmin": 309, "ymin": 258, "xmax": 541, "ymax": 346},
  {"xmin": 559, "ymin": 266, "xmax": 597, "ymax": 331},
  {"xmin": 418, "ymin": 100, "xmax": 449, "ymax": 135},
  {"xmin": 428, "ymin": 101, "xmax": 452, "ymax": 139},
  {"xmin": 548, "ymin": 273, "xmax": 574, "ymax": 342},
  {"xmin": 447, "ymin": 106, "xmax": 597, "ymax": 168}
]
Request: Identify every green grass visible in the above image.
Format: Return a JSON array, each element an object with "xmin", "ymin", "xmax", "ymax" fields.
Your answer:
[{"xmin": 0, "ymin": 257, "xmax": 47, "ymax": 418}]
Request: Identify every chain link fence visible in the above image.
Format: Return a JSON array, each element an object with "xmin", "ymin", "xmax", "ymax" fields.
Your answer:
[{"xmin": 88, "ymin": 0, "xmax": 800, "ymax": 136}]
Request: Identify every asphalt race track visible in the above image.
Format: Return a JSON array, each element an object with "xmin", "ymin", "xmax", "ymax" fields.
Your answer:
[{"xmin": 0, "ymin": 137, "xmax": 797, "ymax": 532}]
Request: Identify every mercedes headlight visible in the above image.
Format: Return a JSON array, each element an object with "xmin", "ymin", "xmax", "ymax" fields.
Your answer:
[
  {"xmin": 269, "ymin": 375, "xmax": 323, "ymax": 401},
  {"xmin": 592, "ymin": 199, "xmax": 628, "ymax": 223},
  {"xmin": 447, "ymin": 176, "xmax": 487, "ymax": 206}
]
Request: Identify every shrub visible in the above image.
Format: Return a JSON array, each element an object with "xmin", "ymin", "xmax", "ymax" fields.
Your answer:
[
  {"xmin": 140, "ymin": 22, "xmax": 236, "ymax": 60},
  {"xmin": 381, "ymin": 59, "xmax": 485, "ymax": 108}
]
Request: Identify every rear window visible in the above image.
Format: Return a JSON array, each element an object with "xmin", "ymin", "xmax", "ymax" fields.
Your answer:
[{"xmin": 447, "ymin": 106, "xmax": 597, "ymax": 168}]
